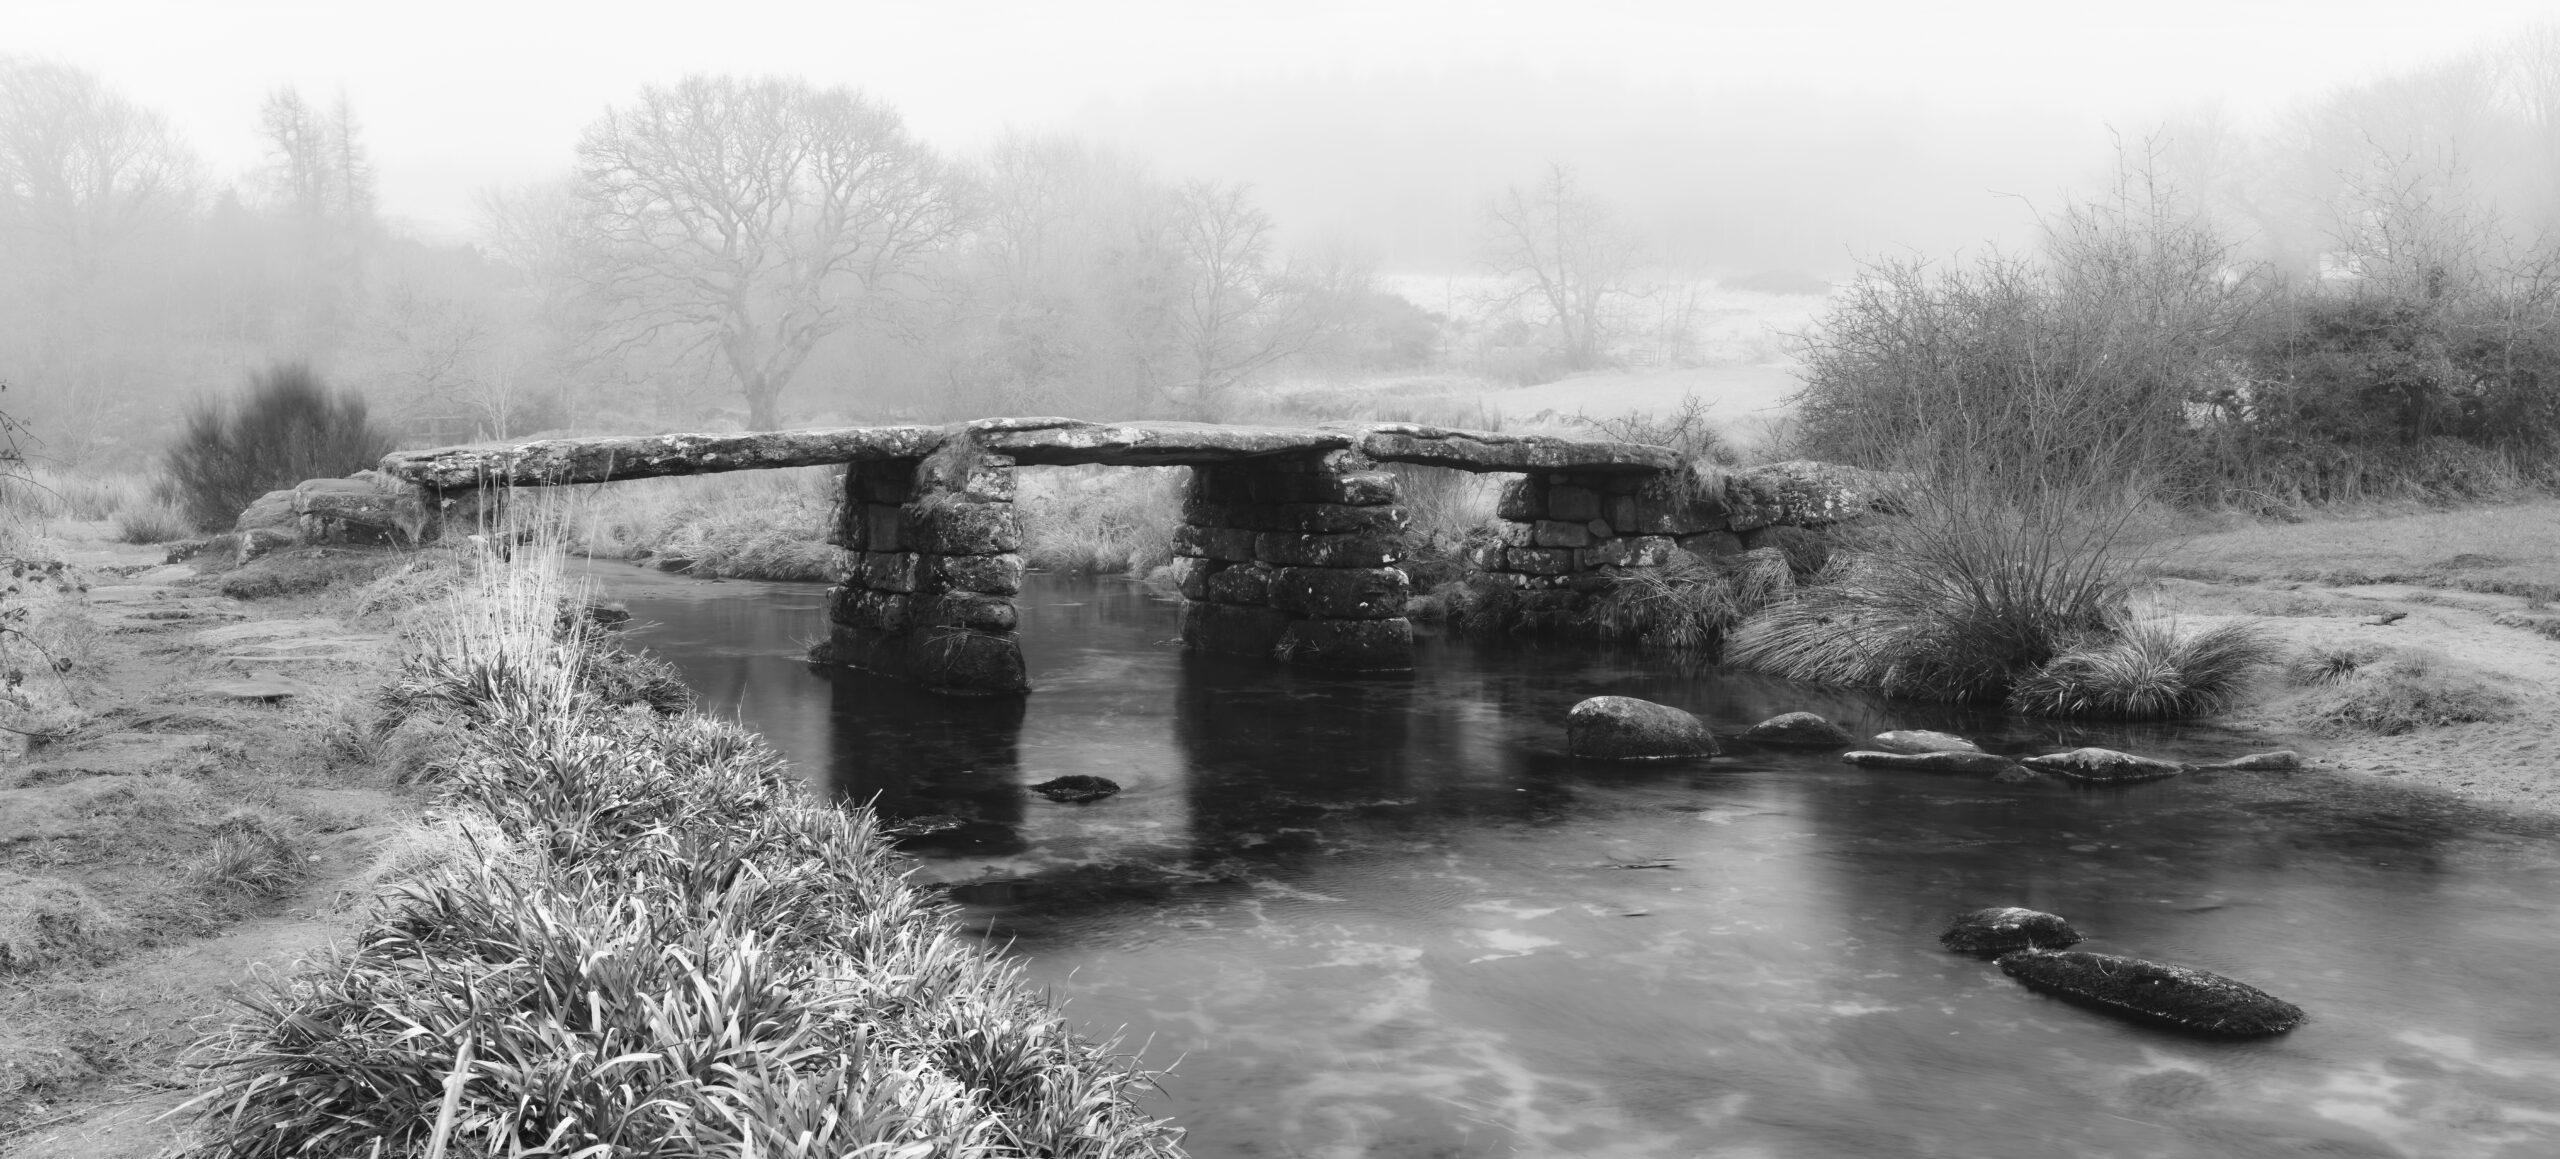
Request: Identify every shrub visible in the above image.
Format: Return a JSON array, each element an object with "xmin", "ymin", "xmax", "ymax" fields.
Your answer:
[
  {"xmin": 166, "ymin": 363, "xmax": 393, "ymax": 532},
  {"xmin": 1587, "ymin": 549, "xmax": 1795, "ymax": 654},
  {"xmin": 2007, "ymin": 619, "xmax": 2277, "ymax": 720}
]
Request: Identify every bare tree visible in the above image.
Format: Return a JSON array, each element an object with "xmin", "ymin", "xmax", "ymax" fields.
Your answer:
[
  {"xmin": 1166, "ymin": 180, "xmax": 1360, "ymax": 415},
  {"xmin": 575, "ymin": 75, "xmax": 962, "ymax": 429},
  {"xmin": 0, "ymin": 59, "xmax": 197, "ymax": 296},
  {"xmin": 1481, "ymin": 163, "xmax": 1645, "ymax": 371}
]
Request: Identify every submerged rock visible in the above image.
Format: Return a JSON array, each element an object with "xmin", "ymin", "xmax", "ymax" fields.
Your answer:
[
  {"xmin": 1741, "ymin": 712, "xmax": 1856, "ymax": 748},
  {"xmin": 1567, "ymin": 696, "xmax": 1717, "ymax": 760},
  {"xmin": 1841, "ymin": 749, "xmax": 2015, "ymax": 774},
  {"xmin": 1871, "ymin": 729, "xmax": 1980, "ymax": 754},
  {"xmin": 1996, "ymin": 950, "xmax": 2305, "ymax": 1038},
  {"xmin": 1940, "ymin": 907, "xmax": 2083, "ymax": 957},
  {"xmin": 2191, "ymin": 750, "xmax": 2302, "ymax": 771},
  {"xmin": 2021, "ymin": 747, "xmax": 2184, "ymax": 784},
  {"xmin": 1031, "ymin": 775, "xmax": 1121, "ymax": 804}
]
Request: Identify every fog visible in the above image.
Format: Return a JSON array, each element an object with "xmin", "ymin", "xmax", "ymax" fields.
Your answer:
[{"xmin": 5, "ymin": 0, "xmax": 2556, "ymax": 464}]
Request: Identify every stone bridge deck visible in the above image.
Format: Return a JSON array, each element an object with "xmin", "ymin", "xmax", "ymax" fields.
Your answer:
[
  {"xmin": 378, "ymin": 417, "xmax": 1683, "ymax": 490},
  {"xmin": 379, "ymin": 417, "xmax": 1885, "ymax": 695}
]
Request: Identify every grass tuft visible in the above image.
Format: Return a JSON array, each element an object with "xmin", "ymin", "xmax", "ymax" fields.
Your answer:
[
  {"xmin": 2007, "ymin": 619, "xmax": 2278, "ymax": 720},
  {"xmin": 2300, "ymin": 647, "xmax": 2517, "ymax": 735}
]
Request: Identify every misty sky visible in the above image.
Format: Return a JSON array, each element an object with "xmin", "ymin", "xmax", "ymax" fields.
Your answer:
[{"xmin": 16, "ymin": 0, "xmax": 2555, "ymax": 274}]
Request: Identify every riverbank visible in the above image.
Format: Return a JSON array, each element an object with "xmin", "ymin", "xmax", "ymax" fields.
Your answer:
[
  {"xmin": 1, "ymin": 524, "xmax": 1183, "ymax": 1155},
  {"xmin": 2136, "ymin": 499, "xmax": 2560, "ymax": 815}
]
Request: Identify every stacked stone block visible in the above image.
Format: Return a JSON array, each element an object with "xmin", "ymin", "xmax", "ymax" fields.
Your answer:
[
  {"xmin": 1170, "ymin": 450, "xmax": 1416, "ymax": 670},
  {"xmin": 1469, "ymin": 470, "xmax": 1742, "ymax": 620},
  {"xmin": 826, "ymin": 441, "xmax": 1029, "ymax": 694}
]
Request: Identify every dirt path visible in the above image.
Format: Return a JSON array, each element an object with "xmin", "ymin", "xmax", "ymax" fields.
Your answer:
[{"xmin": 1, "ymin": 529, "xmax": 422, "ymax": 1155}]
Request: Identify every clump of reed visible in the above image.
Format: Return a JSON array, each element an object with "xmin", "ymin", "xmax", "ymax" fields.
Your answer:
[{"xmin": 185, "ymin": 541, "xmax": 1184, "ymax": 1157}]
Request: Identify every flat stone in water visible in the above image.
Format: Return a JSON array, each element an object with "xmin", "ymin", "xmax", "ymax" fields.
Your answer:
[
  {"xmin": 2022, "ymin": 747, "xmax": 2183, "ymax": 783},
  {"xmin": 1872, "ymin": 729, "xmax": 1980, "ymax": 754},
  {"xmin": 1940, "ymin": 906, "xmax": 2083, "ymax": 957},
  {"xmin": 1032, "ymin": 775, "xmax": 1121, "ymax": 804},
  {"xmin": 1841, "ymin": 750, "xmax": 2015, "ymax": 774},
  {"xmin": 1741, "ymin": 712, "xmax": 1856, "ymax": 748},
  {"xmin": 1997, "ymin": 949, "xmax": 2305, "ymax": 1038}
]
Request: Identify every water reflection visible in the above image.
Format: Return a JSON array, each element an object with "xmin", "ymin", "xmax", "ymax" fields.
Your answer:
[{"xmin": 604, "ymin": 565, "xmax": 2560, "ymax": 1159}]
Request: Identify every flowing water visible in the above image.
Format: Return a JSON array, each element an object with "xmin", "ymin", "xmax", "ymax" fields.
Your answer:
[{"xmin": 599, "ymin": 565, "xmax": 2560, "ymax": 1159}]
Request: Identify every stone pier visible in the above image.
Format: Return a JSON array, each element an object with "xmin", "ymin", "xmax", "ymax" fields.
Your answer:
[{"xmin": 1172, "ymin": 449, "xmax": 1416, "ymax": 670}]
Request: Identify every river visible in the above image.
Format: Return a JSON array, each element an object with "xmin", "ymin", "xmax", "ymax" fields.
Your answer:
[{"xmin": 595, "ymin": 564, "xmax": 2560, "ymax": 1159}]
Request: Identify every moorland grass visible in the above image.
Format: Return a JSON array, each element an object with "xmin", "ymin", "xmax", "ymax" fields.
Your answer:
[
  {"xmin": 2287, "ymin": 645, "xmax": 2519, "ymax": 735},
  {"xmin": 184, "ymin": 545, "xmax": 1185, "ymax": 1157}
]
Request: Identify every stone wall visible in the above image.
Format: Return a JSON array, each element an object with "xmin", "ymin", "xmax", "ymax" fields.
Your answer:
[
  {"xmin": 1168, "ymin": 450, "xmax": 1417, "ymax": 670},
  {"xmin": 826, "ymin": 441, "xmax": 1030, "ymax": 694}
]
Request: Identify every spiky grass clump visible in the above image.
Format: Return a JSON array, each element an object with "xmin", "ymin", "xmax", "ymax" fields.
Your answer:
[
  {"xmin": 113, "ymin": 499, "xmax": 192, "ymax": 544},
  {"xmin": 187, "ymin": 543, "xmax": 1185, "ymax": 1157},
  {"xmin": 2007, "ymin": 619, "xmax": 2278, "ymax": 720}
]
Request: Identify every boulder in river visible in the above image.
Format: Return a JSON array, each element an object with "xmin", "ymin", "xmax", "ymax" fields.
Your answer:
[
  {"xmin": 1032, "ymin": 775, "xmax": 1121, "ymax": 804},
  {"xmin": 1741, "ymin": 712, "xmax": 1857, "ymax": 748},
  {"xmin": 1996, "ymin": 949, "xmax": 2305, "ymax": 1038},
  {"xmin": 2191, "ymin": 750, "xmax": 2301, "ymax": 772},
  {"xmin": 1871, "ymin": 729, "xmax": 1980, "ymax": 754},
  {"xmin": 1567, "ymin": 696, "xmax": 1717, "ymax": 760},
  {"xmin": 1940, "ymin": 907, "xmax": 2083, "ymax": 957},
  {"xmin": 1841, "ymin": 750, "xmax": 2015, "ymax": 774},
  {"xmin": 2021, "ymin": 747, "xmax": 2183, "ymax": 784}
]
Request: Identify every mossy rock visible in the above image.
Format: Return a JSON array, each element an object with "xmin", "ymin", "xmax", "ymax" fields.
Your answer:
[
  {"xmin": 1841, "ymin": 749, "xmax": 2015, "ymax": 774},
  {"xmin": 1032, "ymin": 775, "xmax": 1120, "ymax": 804},
  {"xmin": 2021, "ymin": 747, "xmax": 2183, "ymax": 784},
  {"xmin": 1568, "ymin": 696, "xmax": 1717, "ymax": 760},
  {"xmin": 1939, "ymin": 906, "xmax": 2081, "ymax": 957},
  {"xmin": 1741, "ymin": 712, "xmax": 1856, "ymax": 748},
  {"xmin": 1872, "ymin": 729, "xmax": 1980, "ymax": 754},
  {"xmin": 1997, "ymin": 950, "xmax": 2304, "ymax": 1038}
]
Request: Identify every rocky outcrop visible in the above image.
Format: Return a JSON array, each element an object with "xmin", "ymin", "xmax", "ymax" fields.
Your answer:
[
  {"xmin": 1939, "ymin": 907, "xmax": 2082, "ymax": 957},
  {"xmin": 1871, "ymin": 730, "xmax": 1981, "ymax": 754},
  {"xmin": 233, "ymin": 489, "xmax": 298, "ymax": 532},
  {"xmin": 1841, "ymin": 750, "xmax": 2016, "ymax": 774},
  {"xmin": 1996, "ymin": 950, "xmax": 2305, "ymax": 1038},
  {"xmin": 1740, "ymin": 712, "xmax": 1857, "ymax": 748},
  {"xmin": 2021, "ymin": 747, "xmax": 2183, "ymax": 784},
  {"xmin": 1567, "ymin": 696, "xmax": 1717, "ymax": 760}
]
